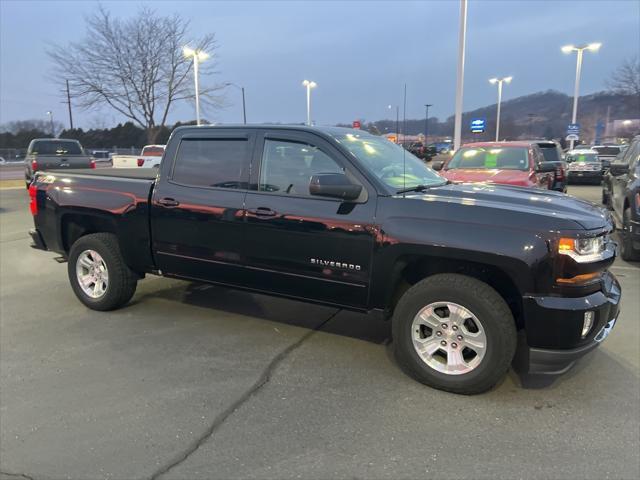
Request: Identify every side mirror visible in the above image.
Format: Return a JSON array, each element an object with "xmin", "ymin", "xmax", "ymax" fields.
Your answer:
[
  {"xmin": 309, "ymin": 173, "xmax": 362, "ymax": 201},
  {"xmin": 535, "ymin": 163, "xmax": 556, "ymax": 173},
  {"xmin": 609, "ymin": 163, "xmax": 629, "ymax": 176},
  {"xmin": 432, "ymin": 160, "xmax": 444, "ymax": 171}
]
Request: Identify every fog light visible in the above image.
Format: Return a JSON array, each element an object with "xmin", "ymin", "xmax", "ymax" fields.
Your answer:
[{"xmin": 582, "ymin": 311, "xmax": 594, "ymax": 338}]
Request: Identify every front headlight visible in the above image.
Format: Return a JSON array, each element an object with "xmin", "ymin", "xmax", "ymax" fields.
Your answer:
[{"xmin": 558, "ymin": 236, "xmax": 606, "ymax": 263}]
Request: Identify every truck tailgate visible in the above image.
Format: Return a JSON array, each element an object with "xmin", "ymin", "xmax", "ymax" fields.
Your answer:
[{"xmin": 112, "ymin": 155, "xmax": 140, "ymax": 168}]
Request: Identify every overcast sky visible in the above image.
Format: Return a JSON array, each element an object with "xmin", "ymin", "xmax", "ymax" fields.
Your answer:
[{"xmin": 1, "ymin": 0, "xmax": 638, "ymax": 129}]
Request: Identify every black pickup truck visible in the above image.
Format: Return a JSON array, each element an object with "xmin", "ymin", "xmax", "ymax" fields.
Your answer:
[{"xmin": 28, "ymin": 126, "xmax": 621, "ymax": 394}]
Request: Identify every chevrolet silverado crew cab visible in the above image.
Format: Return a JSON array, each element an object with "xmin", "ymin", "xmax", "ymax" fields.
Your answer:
[{"xmin": 28, "ymin": 126, "xmax": 621, "ymax": 394}]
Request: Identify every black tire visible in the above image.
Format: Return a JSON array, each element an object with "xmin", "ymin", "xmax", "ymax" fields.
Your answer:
[
  {"xmin": 68, "ymin": 233, "xmax": 137, "ymax": 311},
  {"xmin": 392, "ymin": 273, "xmax": 516, "ymax": 395},
  {"xmin": 620, "ymin": 208, "xmax": 640, "ymax": 262}
]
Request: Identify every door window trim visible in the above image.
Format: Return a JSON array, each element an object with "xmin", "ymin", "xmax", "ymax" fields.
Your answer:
[
  {"xmin": 166, "ymin": 133, "xmax": 255, "ymax": 192},
  {"xmin": 250, "ymin": 130, "xmax": 369, "ymax": 203}
]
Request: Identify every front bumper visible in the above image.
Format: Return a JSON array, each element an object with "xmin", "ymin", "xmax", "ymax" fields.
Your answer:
[
  {"xmin": 516, "ymin": 271, "xmax": 621, "ymax": 375},
  {"xmin": 567, "ymin": 170, "xmax": 602, "ymax": 182}
]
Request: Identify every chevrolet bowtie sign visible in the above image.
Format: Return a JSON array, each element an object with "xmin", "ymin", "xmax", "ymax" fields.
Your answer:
[{"xmin": 470, "ymin": 118, "xmax": 486, "ymax": 133}]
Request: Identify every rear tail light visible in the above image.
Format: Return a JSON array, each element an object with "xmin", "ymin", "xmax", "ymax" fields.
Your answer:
[
  {"xmin": 90, "ymin": 159, "xmax": 96, "ymax": 169},
  {"xmin": 28, "ymin": 184, "xmax": 38, "ymax": 215},
  {"xmin": 137, "ymin": 158, "xmax": 145, "ymax": 167},
  {"xmin": 31, "ymin": 159, "xmax": 38, "ymax": 172}
]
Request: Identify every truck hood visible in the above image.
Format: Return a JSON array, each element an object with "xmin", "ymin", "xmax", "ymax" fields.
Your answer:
[
  {"xmin": 400, "ymin": 182, "xmax": 610, "ymax": 231},
  {"xmin": 441, "ymin": 168, "xmax": 531, "ymax": 186}
]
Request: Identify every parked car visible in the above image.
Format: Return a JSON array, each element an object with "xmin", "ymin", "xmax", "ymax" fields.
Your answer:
[
  {"xmin": 28, "ymin": 126, "xmax": 620, "ymax": 394},
  {"xmin": 24, "ymin": 138, "xmax": 95, "ymax": 187},
  {"xmin": 112, "ymin": 144, "xmax": 165, "ymax": 168},
  {"xmin": 592, "ymin": 145, "xmax": 622, "ymax": 171},
  {"xmin": 436, "ymin": 142, "xmax": 555, "ymax": 189},
  {"xmin": 565, "ymin": 150, "xmax": 603, "ymax": 184},
  {"xmin": 530, "ymin": 140, "xmax": 568, "ymax": 193},
  {"xmin": 602, "ymin": 135, "xmax": 640, "ymax": 260}
]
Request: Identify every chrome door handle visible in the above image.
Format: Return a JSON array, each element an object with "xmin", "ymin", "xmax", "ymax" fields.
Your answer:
[{"xmin": 158, "ymin": 197, "xmax": 180, "ymax": 207}]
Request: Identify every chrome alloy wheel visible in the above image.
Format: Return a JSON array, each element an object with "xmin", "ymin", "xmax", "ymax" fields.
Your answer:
[
  {"xmin": 411, "ymin": 302, "xmax": 487, "ymax": 375},
  {"xmin": 75, "ymin": 250, "xmax": 109, "ymax": 299}
]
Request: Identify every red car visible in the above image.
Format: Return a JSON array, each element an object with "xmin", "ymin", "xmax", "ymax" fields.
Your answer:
[{"xmin": 437, "ymin": 142, "xmax": 556, "ymax": 189}]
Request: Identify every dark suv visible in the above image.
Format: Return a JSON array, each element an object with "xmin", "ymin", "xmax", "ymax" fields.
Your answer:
[
  {"xmin": 603, "ymin": 136, "xmax": 640, "ymax": 260},
  {"xmin": 530, "ymin": 140, "xmax": 567, "ymax": 192}
]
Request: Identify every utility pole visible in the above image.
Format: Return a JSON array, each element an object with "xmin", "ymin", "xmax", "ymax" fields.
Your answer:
[
  {"xmin": 241, "ymin": 86, "xmax": 247, "ymax": 124},
  {"xmin": 453, "ymin": 0, "xmax": 468, "ymax": 151},
  {"xmin": 66, "ymin": 80, "xmax": 74, "ymax": 130}
]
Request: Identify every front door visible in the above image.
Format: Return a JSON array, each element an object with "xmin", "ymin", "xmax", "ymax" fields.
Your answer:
[
  {"xmin": 150, "ymin": 130, "xmax": 255, "ymax": 285},
  {"xmin": 242, "ymin": 130, "xmax": 377, "ymax": 308}
]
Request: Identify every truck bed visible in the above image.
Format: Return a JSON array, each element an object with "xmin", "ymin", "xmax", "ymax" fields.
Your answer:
[{"xmin": 46, "ymin": 168, "xmax": 158, "ymax": 180}]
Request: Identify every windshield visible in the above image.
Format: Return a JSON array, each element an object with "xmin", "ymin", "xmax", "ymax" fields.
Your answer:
[
  {"xmin": 537, "ymin": 144, "xmax": 561, "ymax": 162},
  {"xmin": 334, "ymin": 132, "xmax": 444, "ymax": 190},
  {"xmin": 566, "ymin": 153, "xmax": 599, "ymax": 163},
  {"xmin": 447, "ymin": 147, "xmax": 529, "ymax": 171},
  {"xmin": 29, "ymin": 140, "xmax": 83, "ymax": 155},
  {"xmin": 592, "ymin": 146, "xmax": 620, "ymax": 156}
]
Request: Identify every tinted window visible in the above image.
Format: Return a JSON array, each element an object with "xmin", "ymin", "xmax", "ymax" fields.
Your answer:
[
  {"xmin": 537, "ymin": 144, "xmax": 561, "ymax": 162},
  {"xmin": 30, "ymin": 140, "xmax": 82, "ymax": 155},
  {"xmin": 142, "ymin": 146, "xmax": 165, "ymax": 157},
  {"xmin": 259, "ymin": 139, "xmax": 343, "ymax": 195},
  {"xmin": 448, "ymin": 147, "xmax": 529, "ymax": 171},
  {"xmin": 173, "ymin": 138, "xmax": 247, "ymax": 189}
]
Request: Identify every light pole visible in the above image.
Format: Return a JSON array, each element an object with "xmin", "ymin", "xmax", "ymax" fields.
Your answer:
[
  {"xmin": 46, "ymin": 111, "xmax": 54, "ymax": 136},
  {"xmin": 562, "ymin": 42, "xmax": 601, "ymax": 149},
  {"xmin": 302, "ymin": 80, "xmax": 317, "ymax": 126},
  {"xmin": 388, "ymin": 104, "xmax": 400, "ymax": 143},
  {"xmin": 453, "ymin": 0, "xmax": 468, "ymax": 151},
  {"xmin": 489, "ymin": 76, "xmax": 512, "ymax": 142},
  {"xmin": 183, "ymin": 46, "xmax": 209, "ymax": 125},
  {"xmin": 424, "ymin": 104, "xmax": 432, "ymax": 147},
  {"xmin": 225, "ymin": 83, "xmax": 247, "ymax": 124}
]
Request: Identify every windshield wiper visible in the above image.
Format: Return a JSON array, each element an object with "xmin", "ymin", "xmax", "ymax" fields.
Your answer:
[{"xmin": 396, "ymin": 181, "xmax": 449, "ymax": 194}]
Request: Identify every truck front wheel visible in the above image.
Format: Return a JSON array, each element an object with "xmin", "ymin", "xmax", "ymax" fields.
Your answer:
[
  {"xmin": 392, "ymin": 273, "xmax": 516, "ymax": 394},
  {"xmin": 68, "ymin": 233, "xmax": 137, "ymax": 311}
]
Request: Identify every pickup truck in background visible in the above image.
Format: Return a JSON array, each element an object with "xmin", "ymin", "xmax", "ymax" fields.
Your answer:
[
  {"xmin": 112, "ymin": 144, "xmax": 165, "ymax": 168},
  {"xmin": 24, "ymin": 138, "xmax": 95, "ymax": 187},
  {"xmin": 28, "ymin": 126, "xmax": 620, "ymax": 394}
]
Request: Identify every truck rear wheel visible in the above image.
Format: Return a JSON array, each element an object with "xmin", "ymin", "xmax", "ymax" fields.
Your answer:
[
  {"xmin": 392, "ymin": 273, "xmax": 516, "ymax": 394},
  {"xmin": 68, "ymin": 233, "xmax": 137, "ymax": 311}
]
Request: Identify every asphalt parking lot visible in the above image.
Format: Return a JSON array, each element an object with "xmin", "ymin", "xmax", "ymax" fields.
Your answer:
[{"xmin": 1, "ymin": 184, "xmax": 638, "ymax": 480}]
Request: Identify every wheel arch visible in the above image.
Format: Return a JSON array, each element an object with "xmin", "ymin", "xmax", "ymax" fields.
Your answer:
[{"xmin": 383, "ymin": 253, "xmax": 526, "ymax": 330}]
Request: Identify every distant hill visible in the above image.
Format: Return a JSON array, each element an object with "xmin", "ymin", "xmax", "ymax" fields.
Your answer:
[{"xmin": 360, "ymin": 90, "xmax": 639, "ymax": 142}]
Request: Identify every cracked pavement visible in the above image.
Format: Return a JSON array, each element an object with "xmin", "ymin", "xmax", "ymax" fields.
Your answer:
[{"xmin": 1, "ymin": 186, "xmax": 639, "ymax": 480}]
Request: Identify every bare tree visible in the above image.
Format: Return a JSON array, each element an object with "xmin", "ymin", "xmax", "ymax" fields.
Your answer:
[
  {"xmin": 48, "ymin": 7, "xmax": 223, "ymax": 143},
  {"xmin": 606, "ymin": 56, "xmax": 640, "ymax": 97}
]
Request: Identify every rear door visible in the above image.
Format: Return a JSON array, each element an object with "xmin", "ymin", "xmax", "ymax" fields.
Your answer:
[
  {"xmin": 612, "ymin": 140, "xmax": 639, "ymax": 217},
  {"xmin": 242, "ymin": 129, "xmax": 377, "ymax": 308},
  {"xmin": 150, "ymin": 129, "xmax": 254, "ymax": 285}
]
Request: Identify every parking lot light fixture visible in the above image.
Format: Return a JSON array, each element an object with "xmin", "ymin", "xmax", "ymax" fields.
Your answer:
[
  {"xmin": 183, "ymin": 46, "xmax": 209, "ymax": 125},
  {"xmin": 302, "ymin": 80, "xmax": 317, "ymax": 126},
  {"xmin": 489, "ymin": 76, "xmax": 512, "ymax": 142},
  {"xmin": 562, "ymin": 42, "xmax": 602, "ymax": 149}
]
